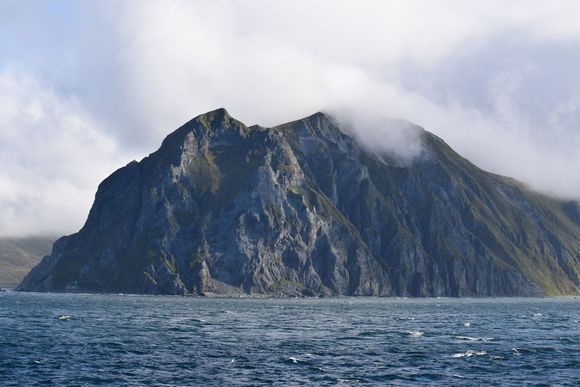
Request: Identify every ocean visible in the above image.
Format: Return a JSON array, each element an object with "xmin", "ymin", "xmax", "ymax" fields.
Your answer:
[{"xmin": 0, "ymin": 292, "xmax": 578, "ymax": 385}]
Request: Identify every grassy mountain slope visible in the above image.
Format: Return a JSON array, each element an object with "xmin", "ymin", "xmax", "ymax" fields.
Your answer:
[{"xmin": 0, "ymin": 237, "xmax": 54, "ymax": 287}]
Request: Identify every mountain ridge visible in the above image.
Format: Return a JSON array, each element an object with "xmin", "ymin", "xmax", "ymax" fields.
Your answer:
[{"xmin": 18, "ymin": 108, "xmax": 580, "ymax": 296}]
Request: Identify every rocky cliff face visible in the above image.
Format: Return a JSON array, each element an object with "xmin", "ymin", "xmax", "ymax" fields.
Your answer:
[{"xmin": 18, "ymin": 109, "xmax": 580, "ymax": 296}]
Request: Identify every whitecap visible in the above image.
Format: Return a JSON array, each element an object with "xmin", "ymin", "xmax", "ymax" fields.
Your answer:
[
  {"xmin": 451, "ymin": 350, "xmax": 487, "ymax": 358},
  {"xmin": 464, "ymin": 322, "xmax": 471, "ymax": 327},
  {"xmin": 57, "ymin": 315, "xmax": 71, "ymax": 321},
  {"xmin": 406, "ymin": 331, "xmax": 424, "ymax": 337},
  {"xmin": 454, "ymin": 336, "xmax": 494, "ymax": 342},
  {"xmin": 289, "ymin": 356, "xmax": 299, "ymax": 363}
]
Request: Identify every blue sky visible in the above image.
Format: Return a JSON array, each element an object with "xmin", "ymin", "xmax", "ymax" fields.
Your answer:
[{"xmin": 1, "ymin": 0, "xmax": 580, "ymax": 236}]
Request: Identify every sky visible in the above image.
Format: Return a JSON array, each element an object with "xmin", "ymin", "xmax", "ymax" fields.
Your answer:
[{"xmin": 1, "ymin": 0, "xmax": 579, "ymax": 237}]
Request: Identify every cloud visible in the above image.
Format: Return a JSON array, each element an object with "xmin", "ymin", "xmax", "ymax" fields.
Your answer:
[
  {"xmin": 116, "ymin": 0, "xmax": 580, "ymax": 199},
  {"xmin": 1, "ymin": 0, "xmax": 580, "ymax": 236},
  {"xmin": 0, "ymin": 71, "xmax": 132, "ymax": 237}
]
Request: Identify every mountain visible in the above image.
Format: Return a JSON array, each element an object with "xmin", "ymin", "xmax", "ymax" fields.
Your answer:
[
  {"xmin": 18, "ymin": 109, "xmax": 580, "ymax": 296},
  {"xmin": 0, "ymin": 237, "xmax": 54, "ymax": 288}
]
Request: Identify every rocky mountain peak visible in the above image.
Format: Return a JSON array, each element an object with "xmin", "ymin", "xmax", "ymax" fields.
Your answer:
[
  {"xmin": 155, "ymin": 108, "xmax": 246, "ymax": 154},
  {"xmin": 18, "ymin": 109, "xmax": 580, "ymax": 296}
]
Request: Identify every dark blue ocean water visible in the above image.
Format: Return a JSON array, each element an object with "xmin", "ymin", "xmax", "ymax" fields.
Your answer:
[{"xmin": 0, "ymin": 293, "xmax": 578, "ymax": 386}]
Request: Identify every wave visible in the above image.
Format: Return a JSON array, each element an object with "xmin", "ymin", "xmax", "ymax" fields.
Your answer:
[
  {"xmin": 394, "ymin": 316, "xmax": 415, "ymax": 321},
  {"xmin": 337, "ymin": 378, "xmax": 360, "ymax": 384},
  {"xmin": 451, "ymin": 350, "xmax": 487, "ymax": 358},
  {"xmin": 454, "ymin": 336, "xmax": 494, "ymax": 342}
]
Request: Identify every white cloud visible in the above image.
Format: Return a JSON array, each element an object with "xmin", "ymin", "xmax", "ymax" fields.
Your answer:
[
  {"xmin": 0, "ymin": 71, "xmax": 131, "ymax": 237},
  {"xmin": 115, "ymin": 0, "xmax": 580, "ymax": 200}
]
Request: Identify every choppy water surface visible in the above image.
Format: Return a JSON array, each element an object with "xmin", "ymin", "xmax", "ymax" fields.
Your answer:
[{"xmin": 0, "ymin": 293, "xmax": 579, "ymax": 386}]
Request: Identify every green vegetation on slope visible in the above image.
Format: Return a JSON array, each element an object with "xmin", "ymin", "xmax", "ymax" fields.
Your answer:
[{"xmin": 0, "ymin": 237, "xmax": 54, "ymax": 287}]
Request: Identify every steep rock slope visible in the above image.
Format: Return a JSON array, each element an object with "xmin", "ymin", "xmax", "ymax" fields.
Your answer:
[{"xmin": 18, "ymin": 109, "xmax": 580, "ymax": 296}]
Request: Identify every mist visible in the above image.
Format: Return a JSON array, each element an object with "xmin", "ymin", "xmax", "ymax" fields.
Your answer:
[{"xmin": 1, "ymin": 0, "xmax": 580, "ymax": 236}]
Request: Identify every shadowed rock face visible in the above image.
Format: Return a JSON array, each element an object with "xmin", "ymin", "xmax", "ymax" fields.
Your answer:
[{"xmin": 18, "ymin": 109, "xmax": 580, "ymax": 296}]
